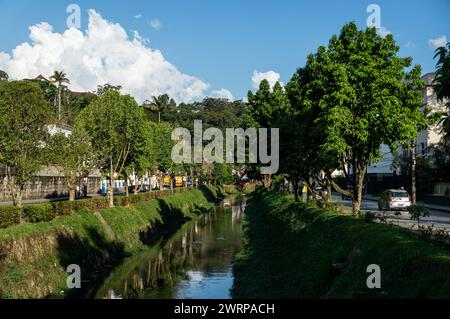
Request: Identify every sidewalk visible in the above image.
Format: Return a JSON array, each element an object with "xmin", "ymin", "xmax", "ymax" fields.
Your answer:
[
  {"xmin": 0, "ymin": 193, "xmax": 103, "ymax": 206},
  {"xmin": 363, "ymin": 194, "xmax": 450, "ymax": 213}
]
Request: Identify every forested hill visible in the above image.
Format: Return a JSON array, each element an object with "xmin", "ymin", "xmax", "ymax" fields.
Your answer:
[{"xmin": 158, "ymin": 97, "xmax": 247, "ymax": 130}]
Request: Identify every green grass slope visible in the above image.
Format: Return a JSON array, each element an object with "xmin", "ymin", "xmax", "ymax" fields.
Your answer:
[
  {"xmin": 232, "ymin": 188, "xmax": 450, "ymax": 299},
  {"xmin": 0, "ymin": 186, "xmax": 223, "ymax": 298}
]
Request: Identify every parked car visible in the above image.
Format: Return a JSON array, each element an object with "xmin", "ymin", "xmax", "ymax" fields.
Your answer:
[{"xmin": 378, "ymin": 189, "xmax": 412, "ymax": 211}]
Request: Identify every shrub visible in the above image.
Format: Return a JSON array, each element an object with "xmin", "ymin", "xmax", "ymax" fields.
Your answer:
[
  {"xmin": 52, "ymin": 201, "xmax": 79, "ymax": 216},
  {"xmin": 23, "ymin": 204, "xmax": 56, "ymax": 223},
  {"xmin": 408, "ymin": 204, "xmax": 430, "ymax": 226},
  {"xmin": 0, "ymin": 206, "xmax": 21, "ymax": 228},
  {"xmin": 364, "ymin": 211, "xmax": 376, "ymax": 223},
  {"xmin": 78, "ymin": 197, "xmax": 109, "ymax": 211}
]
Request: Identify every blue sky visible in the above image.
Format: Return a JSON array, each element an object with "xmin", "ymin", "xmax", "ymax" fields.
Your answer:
[{"xmin": 0, "ymin": 0, "xmax": 449, "ymax": 101}]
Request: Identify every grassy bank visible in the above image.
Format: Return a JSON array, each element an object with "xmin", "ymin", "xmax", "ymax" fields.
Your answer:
[
  {"xmin": 232, "ymin": 188, "xmax": 450, "ymax": 299},
  {"xmin": 0, "ymin": 186, "xmax": 224, "ymax": 298}
]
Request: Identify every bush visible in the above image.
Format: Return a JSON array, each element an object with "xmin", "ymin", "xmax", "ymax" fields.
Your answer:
[
  {"xmin": 51, "ymin": 201, "xmax": 79, "ymax": 216},
  {"xmin": 408, "ymin": 204, "xmax": 430, "ymax": 226},
  {"xmin": 23, "ymin": 204, "xmax": 56, "ymax": 223},
  {"xmin": 0, "ymin": 188, "xmax": 194, "ymax": 229},
  {"xmin": 363, "ymin": 211, "xmax": 376, "ymax": 223},
  {"xmin": 78, "ymin": 197, "xmax": 109, "ymax": 211},
  {"xmin": 0, "ymin": 206, "xmax": 21, "ymax": 228}
]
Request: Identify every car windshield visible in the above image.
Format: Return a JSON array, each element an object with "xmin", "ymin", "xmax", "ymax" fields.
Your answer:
[{"xmin": 391, "ymin": 191, "xmax": 409, "ymax": 198}]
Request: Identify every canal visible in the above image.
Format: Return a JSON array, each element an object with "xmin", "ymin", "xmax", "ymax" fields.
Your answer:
[{"xmin": 92, "ymin": 196, "xmax": 246, "ymax": 299}]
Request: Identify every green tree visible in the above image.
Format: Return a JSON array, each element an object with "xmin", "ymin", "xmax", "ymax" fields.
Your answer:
[
  {"xmin": 211, "ymin": 163, "xmax": 233, "ymax": 185},
  {"xmin": 0, "ymin": 70, "xmax": 8, "ymax": 82},
  {"xmin": 433, "ymin": 42, "xmax": 450, "ymax": 139},
  {"xmin": 151, "ymin": 122, "xmax": 174, "ymax": 190},
  {"xmin": 96, "ymin": 83, "xmax": 122, "ymax": 96},
  {"xmin": 145, "ymin": 94, "xmax": 176, "ymax": 123},
  {"xmin": 244, "ymin": 80, "xmax": 288, "ymax": 188},
  {"xmin": 123, "ymin": 120, "xmax": 155, "ymax": 196},
  {"xmin": 48, "ymin": 127, "xmax": 94, "ymax": 201},
  {"xmin": 0, "ymin": 81, "xmax": 52, "ymax": 207},
  {"xmin": 288, "ymin": 23, "xmax": 426, "ymax": 214},
  {"xmin": 77, "ymin": 90, "xmax": 146, "ymax": 207},
  {"xmin": 50, "ymin": 71, "xmax": 70, "ymax": 121}
]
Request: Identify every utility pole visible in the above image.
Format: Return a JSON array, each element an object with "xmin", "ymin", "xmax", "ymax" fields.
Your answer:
[{"xmin": 411, "ymin": 139, "xmax": 417, "ymax": 204}]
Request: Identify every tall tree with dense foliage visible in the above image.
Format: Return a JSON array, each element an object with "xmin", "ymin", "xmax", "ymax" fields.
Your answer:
[
  {"xmin": 150, "ymin": 121, "xmax": 174, "ymax": 190},
  {"xmin": 0, "ymin": 70, "xmax": 8, "ymax": 82},
  {"xmin": 123, "ymin": 120, "xmax": 155, "ymax": 196},
  {"xmin": 243, "ymin": 80, "xmax": 289, "ymax": 188},
  {"xmin": 433, "ymin": 42, "xmax": 450, "ymax": 139},
  {"xmin": 288, "ymin": 23, "xmax": 426, "ymax": 214},
  {"xmin": 77, "ymin": 90, "xmax": 146, "ymax": 207},
  {"xmin": 48, "ymin": 127, "xmax": 94, "ymax": 201},
  {"xmin": 0, "ymin": 81, "xmax": 52, "ymax": 207},
  {"xmin": 50, "ymin": 71, "xmax": 70, "ymax": 121}
]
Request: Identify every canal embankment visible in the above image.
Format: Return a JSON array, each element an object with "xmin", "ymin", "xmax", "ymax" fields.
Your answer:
[
  {"xmin": 232, "ymin": 188, "xmax": 450, "ymax": 299},
  {"xmin": 0, "ymin": 186, "xmax": 225, "ymax": 298}
]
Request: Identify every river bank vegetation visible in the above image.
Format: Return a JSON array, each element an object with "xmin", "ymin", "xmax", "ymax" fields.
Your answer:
[
  {"xmin": 0, "ymin": 186, "xmax": 224, "ymax": 298},
  {"xmin": 232, "ymin": 188, "xmax": 450, "ymax": 298}
]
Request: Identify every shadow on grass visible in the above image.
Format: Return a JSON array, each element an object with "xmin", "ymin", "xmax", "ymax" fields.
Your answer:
[
  {"xmin": 139, "ymin": 199, "xmax": 191, "ymax": 245},
  {"xmin": 52, "ymin": 188, "xmax": 220, "ymax": 299},
  {"xmin": 53, "ymin": 226, "xmax": 130, "ymax": 299},
  {"xmin": 232, "ymin": 189, "xmax": 450, "ymax": 299}
]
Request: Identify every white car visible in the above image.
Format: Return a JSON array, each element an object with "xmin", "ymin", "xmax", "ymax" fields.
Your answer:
[{"xmin": 378, "ymin": 189, "xmax": 412, "ymax": 211}]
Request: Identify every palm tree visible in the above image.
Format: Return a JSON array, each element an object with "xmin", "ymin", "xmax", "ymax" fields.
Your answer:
[
  {"xmin": 144, "ymin": 94, "xmax": 175, "ymax": 123},
  {"xmin": 50, "ymin": 71, "xmax": 70, "ymax": 121}
]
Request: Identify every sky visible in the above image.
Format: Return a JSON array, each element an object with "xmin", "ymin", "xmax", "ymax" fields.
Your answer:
[{"xmin": 0, "ymin": 0, "xmax": 449, "ymax": 103}]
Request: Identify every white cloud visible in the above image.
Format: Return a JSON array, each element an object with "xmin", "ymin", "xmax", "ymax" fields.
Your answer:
[
  {"xmin": 251, "ymin": 70, "xmax": 281, "ymax": 89},
  {"xmin": 134, "ymin": 14, "xmax": 143, "ymax": 19},
  {"xmin": 0, "ymin": 10, "xmax": 209, "ymax": 103},
  {"xmin": 150, "ymin": 18, "xmax": 162, "ymax": 30},
  {"xmin": 377, "ymin": 27, "xmax": 391, "ymax": 38},
  {"xmin": 429, "ymin": 35, "xmax": 448, "ymax": 48},
  {"xmin": 211, "ymin": 88, "xmax": 233, "ymax": 100}
]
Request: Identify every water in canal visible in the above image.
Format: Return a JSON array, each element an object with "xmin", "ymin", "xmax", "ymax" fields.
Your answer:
[{"xmin": 93, "ymin": 196, "xmax": 246, "ymax": 299}]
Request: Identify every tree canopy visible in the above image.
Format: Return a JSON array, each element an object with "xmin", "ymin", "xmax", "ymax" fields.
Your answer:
[{"xmin": 0, "ymin": 81, "xmax": 52, "ymax": 206}]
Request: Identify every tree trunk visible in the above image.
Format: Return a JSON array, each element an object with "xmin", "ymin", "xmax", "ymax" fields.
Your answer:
[
  {"xmin": 293, "ymin": 178, "xmax": 299, "ymax": 202},
  {"xmin": 58, "ymin": 85, "xmax": 62, "ymax": 121},
  {"xmin": 159, "ymin": 172, "xmax": 164, "ymax": 191},
  {"xmin": 326, "ymin": 179, "xmax": 332, "ymax": 203},
  {"xmin": 108, "ymin": 162, "xmax": 115, "ymax": 208},
  {"xmin": 411, "ymin": 139, "xmax": 417, "ymax": 204},
  {"xmin": 353, "ymin": 165, "xmax": 366, "ymax": 216},
  {"xmin": 125, "ymin": 175, "xmax": 129, "ymax": 197},
  {"xmin": 134, "ymin": 176, "xmax": 141, "ymax": 195},
  {"xmin": 69, "ymin": 188, "xmax": 76, "ymax": 201},
  {"xmin": 12, "ymin": 186, "xmax": 23, "ymax": 208}
]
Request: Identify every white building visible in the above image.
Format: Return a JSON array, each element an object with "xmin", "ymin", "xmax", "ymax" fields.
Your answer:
[{"xmin": 368, "ymin": 72, "xmax": 447, "ymax": 175}]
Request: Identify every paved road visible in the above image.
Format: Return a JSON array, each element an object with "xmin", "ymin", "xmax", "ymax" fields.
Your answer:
[{"xmin": 333, "ymin": 195, "xmax": 450, "ymax": 230}]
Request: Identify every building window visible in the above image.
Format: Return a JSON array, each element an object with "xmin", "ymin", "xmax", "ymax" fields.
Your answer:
[{"xmin": 421, "ymin": 143, "xmax": 425, "ymax": 156}]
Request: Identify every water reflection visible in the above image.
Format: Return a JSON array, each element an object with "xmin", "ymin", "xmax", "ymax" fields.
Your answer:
[{"xmin": 96, "ymin": 196, "xmax": 246, "ymax": 299}]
